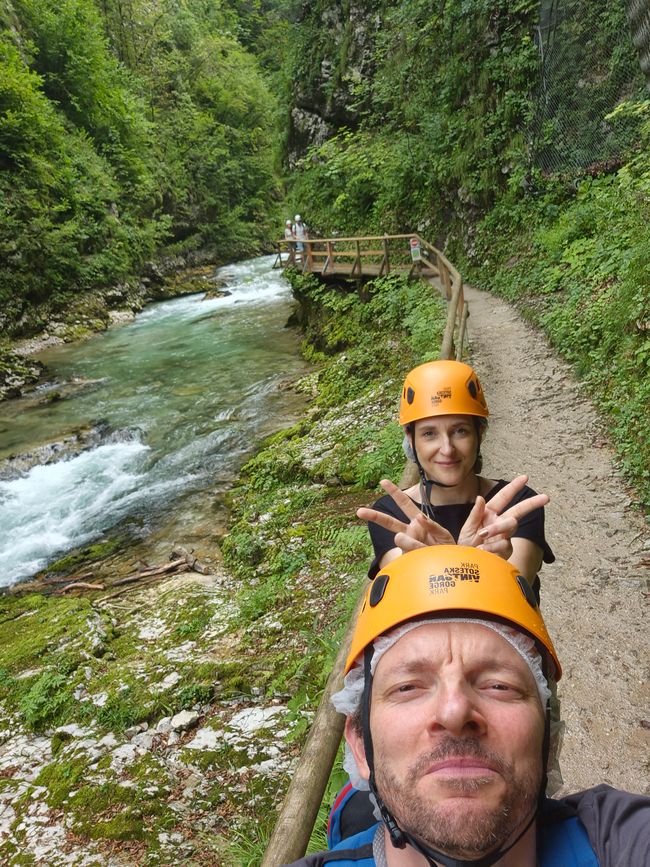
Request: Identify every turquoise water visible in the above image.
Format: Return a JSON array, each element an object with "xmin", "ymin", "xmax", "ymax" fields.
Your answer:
[{"xmin": 0, "ymin": 257, "xmax": 309, "ymax": 586}]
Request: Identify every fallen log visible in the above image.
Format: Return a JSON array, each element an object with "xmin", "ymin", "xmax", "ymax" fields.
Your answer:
[
  {"xmin": 43, "ymin": 571, "xmax": 95, "ymax": 585},
  {"xmin": 57, "ymin": 582, "xmax": 106, "ymax": 594},
  {"xmin": 112, "ymin": 560, "xmax": 191, "ymax": 587}
]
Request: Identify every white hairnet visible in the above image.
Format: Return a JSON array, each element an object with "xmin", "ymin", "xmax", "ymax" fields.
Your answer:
[{"xmin": 332, "ymin": 616, "xmax": 561, "ymax": 795}]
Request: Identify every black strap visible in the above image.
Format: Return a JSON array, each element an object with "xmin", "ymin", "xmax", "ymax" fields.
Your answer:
[{"xmin": 320, "ymin": 843, "xmax": 375, "ymax": 863}]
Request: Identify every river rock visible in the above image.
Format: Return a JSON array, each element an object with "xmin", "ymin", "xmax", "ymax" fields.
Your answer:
[
  {"xmin": 170, "ymin": 710, "xmax": 200, "ymax": 732},
  {"xmin": 202, "ymin": 287, "xmax": 232, "ymax": 300},
  {"xmin": 0, "ymin": 420, "xmax": 112, "ymax": 480},
  {"xmin": 185, "ymin": 728, "xmax": 222, "ymax": 750}
]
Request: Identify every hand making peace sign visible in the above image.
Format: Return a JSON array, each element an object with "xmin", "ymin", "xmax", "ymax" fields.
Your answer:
[{"xmin": 357, "ymin": 475, "xmax": 549, "ymax": 567}]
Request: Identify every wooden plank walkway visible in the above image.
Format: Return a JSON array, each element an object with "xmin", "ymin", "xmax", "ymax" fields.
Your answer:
[
  {"xmin": 273, "ymin": 233, "xmax": 445, "ymax": 285},
  {"xmin": 273, "ymin": 231, "xmax": 468, "ymax": 361}
]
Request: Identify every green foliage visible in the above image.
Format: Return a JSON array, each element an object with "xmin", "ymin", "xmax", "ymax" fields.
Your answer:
[
  {"xmin": 19, "ymin": 669, "xmax": 74, "ymax": 730},
  {"xmin": 469, "ymin": 127, "xmax": 650, "ymax": 508},
  {"xmin": 0, "ymin": 0, "xmax": 280, "ymax": 336},
  {"xmin": 285, "ymin": 0, "xmax": 542, "ymax": 235},
  {"xmin": 283, "ymin": 1, "xmax": 648, "ymax": 508}
]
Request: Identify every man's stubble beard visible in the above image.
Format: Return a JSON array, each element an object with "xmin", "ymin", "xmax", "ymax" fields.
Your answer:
[{"xmin": 375, "ymin": 736, "xmax": 541, "ymax": 859}]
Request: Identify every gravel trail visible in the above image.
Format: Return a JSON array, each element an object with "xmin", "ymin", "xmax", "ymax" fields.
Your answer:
[{"xmin": 463, "ymin": 283, "xmax": 649, "ymax": 796}]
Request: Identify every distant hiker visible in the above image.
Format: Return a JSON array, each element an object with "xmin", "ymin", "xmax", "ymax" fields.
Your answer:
[
  {"xmin": 284, "ymin": 218, "xmax": 296, "ymax": 264},
  {"xmin": 293, "ymin": 214, "xmax": 309, "ymax": 263}
]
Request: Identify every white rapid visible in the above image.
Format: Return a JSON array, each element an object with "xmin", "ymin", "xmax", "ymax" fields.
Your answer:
[{"xmin": 0, "ymin": 256, "xmax": 308, "ymax": 586}]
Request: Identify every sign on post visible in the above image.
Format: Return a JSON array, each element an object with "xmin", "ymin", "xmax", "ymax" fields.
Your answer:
[{"xmin": 410, "ymin": 237, "xmax": 422, "ymax": 262}]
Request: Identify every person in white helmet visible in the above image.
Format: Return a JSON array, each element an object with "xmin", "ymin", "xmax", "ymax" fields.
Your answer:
[{"xmin": 293, "ymin": 214, "xmax": 309, "ymax": 263}]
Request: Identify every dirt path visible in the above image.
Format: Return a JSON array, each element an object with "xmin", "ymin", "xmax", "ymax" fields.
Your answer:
[{"xmin": 462, "ymin": 284, "xmax": 649, "ymax": 796}]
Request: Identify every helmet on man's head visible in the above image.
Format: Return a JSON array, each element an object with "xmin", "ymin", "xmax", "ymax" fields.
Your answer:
[
  {"xmin": 338, "ymin": 546, "xmax": 562, "ymax": 865},
  {"xmin": 345, "ymin": 545, "xmax": 560, "ymax": 679},
  {"xmin": 294, "ymin": 214, "xmax": 302, "ymax": 221},
  {"xmin": 399, "ymin": 360, "xmax": 488, "ymax": 426}
]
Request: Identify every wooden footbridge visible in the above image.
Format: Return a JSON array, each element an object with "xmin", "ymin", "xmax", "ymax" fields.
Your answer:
[{"xmin": 274, "ymin": 232, "xmax": 468, "ymax": 360}]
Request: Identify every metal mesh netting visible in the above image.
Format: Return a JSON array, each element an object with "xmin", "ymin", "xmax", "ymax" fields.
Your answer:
[
  {"xmin": 530, "ymin": 0, "xmax": 647, "ymax": 173},
  {"xmin": 626, "ymin": 0, "xmax": 650, "ymax": 88}
]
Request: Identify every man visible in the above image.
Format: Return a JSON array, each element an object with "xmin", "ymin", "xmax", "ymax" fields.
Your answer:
[
  {"xmin": 287, "ymin": 546, "xmax": 649, "ymax": 866},
  {"xmin": 293, "ymin": 214, "xmax": 309, "ymax": 263}
]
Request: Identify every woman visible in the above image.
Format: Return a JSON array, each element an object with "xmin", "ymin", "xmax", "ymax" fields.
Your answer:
[{"xmin": 358, "ymin": 360, "xmax": 554, "ymax": 597}]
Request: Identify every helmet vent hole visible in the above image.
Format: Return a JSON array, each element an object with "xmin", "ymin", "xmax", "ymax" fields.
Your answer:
[
  {"xmin": 516, "ymin": 575, "xmax": 538, "ymax": 609},
  {"xmin": 370, "ymin": 573, "xmax": 390, "ymax": 607},
  {"xmin": 406, "ymin": 387, "xmax": 415, "ymax": 405}
]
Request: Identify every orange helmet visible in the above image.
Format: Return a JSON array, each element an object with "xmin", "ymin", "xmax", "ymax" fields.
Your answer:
[
  {"xmin": 399, "ymin": 360, "xmax": 488, "ymax": 425},
  {"xmin": 345, "ymin": 545, "xmax": 561, "ymax": 679}
]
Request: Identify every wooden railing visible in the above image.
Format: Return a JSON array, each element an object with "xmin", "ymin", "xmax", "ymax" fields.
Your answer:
[
  {"xmin": 274, "ymin": 233, "xmax": 468, "ymax": 361},
  {"xmin": 261, "ymin": 234, "xmax": 471, "ymax": 866}
]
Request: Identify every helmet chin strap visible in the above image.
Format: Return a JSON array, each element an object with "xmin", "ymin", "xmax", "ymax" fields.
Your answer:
[{"xmin": 361, "ymin": 647, "xmax": 550, "ymax": 867}]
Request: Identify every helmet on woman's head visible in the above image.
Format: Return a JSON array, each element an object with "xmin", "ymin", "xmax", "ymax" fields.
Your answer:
[
  {"xmin": 345, "ymin": 545, "xmax": 560, "ymax": 679},
  {"xmin": 399, "ymin": 360, "xmax": 489, "ymax": 426}
]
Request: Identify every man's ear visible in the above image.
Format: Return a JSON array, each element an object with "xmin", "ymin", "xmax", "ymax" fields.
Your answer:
[{"xmin": 345, "ymin": 716, "xmax": 370, "ymax": 781}]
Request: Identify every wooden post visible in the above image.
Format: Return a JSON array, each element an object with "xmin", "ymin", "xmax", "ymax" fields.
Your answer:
[
  {"xmin": 440, "ymin": 276, "xmax": 463, "ymax": 360},
  {"xmin": 456, "ymin": 300, "xmax": 469, "ymax": 361},
  {"xmin": 441, "ymin": 261, "xmax": 452, "ymax": 301},
  {"xmin": 306, "ymin": 240, "xmax": 314, "ymax": 272},
  {"xmin": 260, "ymin": 587, "xmax": 367, "ymax": 867},
  {"xmin": 353, "ymin": 240, "xmax": 361, "ymax": 276},
  {"xmin": 383, "ymin": 237, "xmax": 390, "ymax": 274}
]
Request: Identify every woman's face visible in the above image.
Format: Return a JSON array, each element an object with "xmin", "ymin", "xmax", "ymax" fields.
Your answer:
[{"xmin": 412, "ymin": 414, "xmax": 481, "ymax": 486}]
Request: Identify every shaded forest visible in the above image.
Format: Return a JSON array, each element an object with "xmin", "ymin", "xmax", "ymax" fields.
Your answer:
[{"xmin": 0, "ymin": 0, "xmax": 287, "ymax": 334}]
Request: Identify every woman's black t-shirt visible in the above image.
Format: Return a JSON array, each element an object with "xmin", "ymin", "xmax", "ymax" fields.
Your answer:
[{"xmin": 367, "ymin": 479, "xmax": 555, "ymax": 583}]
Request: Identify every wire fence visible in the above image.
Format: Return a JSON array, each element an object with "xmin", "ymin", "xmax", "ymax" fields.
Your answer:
[
  {"xmin": 626, "ymin": 0, "xmax": 650, "ymax": 90},
  {"xmin": 529, "ymin": 0, "xmax": 647, "ymax": 174}
]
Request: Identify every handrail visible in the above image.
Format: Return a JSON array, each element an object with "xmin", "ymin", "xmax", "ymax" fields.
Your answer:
[
  {"xmin": 262, "ymin": 235, "xmax": 471, "ymax": 864},
  {"xmin": 275, "ymin": 232, "xmax": 467, "ymax": 361}
]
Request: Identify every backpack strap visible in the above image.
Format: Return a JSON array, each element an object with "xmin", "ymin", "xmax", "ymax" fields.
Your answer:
[
  {"xmin": 328, "ymin": 782, "xmax": 355, "ymax": 848},
  {"xmin": 538, "ymin": 800, "xmax": 599, "ymax": 867},
  {"xmin": 320, "ymin": 843, "xmax": 374, "ymax": 864},
  {"xmin": 321, "ymin": 824, "xmax": 378, "ymax": 865},
  {"xmin": 327, "ymin": 785, "xmax": 377, "ymax": 848}
]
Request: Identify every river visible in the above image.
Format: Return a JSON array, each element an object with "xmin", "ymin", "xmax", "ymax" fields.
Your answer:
[{"xmin": 0, "ymin": 256, "xmax": 309, "ymax": 587}]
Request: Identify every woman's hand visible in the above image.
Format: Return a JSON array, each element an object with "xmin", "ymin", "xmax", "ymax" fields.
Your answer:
[
  {"xmin": 357, "ymin": 479, "xmax": 456, "ymax": 553},
  {"xmin": 357, "ymin": 475, "xmax": 549, "ymax": 563},
  {"xmin": 461, "ymin": 475, "xmax": 548, "ymax": 559}
]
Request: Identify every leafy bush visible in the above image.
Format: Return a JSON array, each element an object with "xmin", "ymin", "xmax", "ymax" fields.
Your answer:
[
  {"xmin": 0, "ymin": 0, "xmax": 280, "ymax": 335},
  {"xmin": 469, "ymin": 125, "xmax": 650, "ymax": 508},
  {"xmin": 19, "ymin": 669, "xmax": 73, "ymax": 730}
]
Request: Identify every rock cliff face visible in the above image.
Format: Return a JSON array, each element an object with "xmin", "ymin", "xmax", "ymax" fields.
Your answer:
[{"xmin": 286, "ymin": 0, "xmax": 382, "ymax": 166}]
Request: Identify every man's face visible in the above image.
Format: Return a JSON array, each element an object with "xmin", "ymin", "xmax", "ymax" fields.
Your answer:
[{"xmin": 346, "ymin": 622, "xmax": 545, "ymax": 859}]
